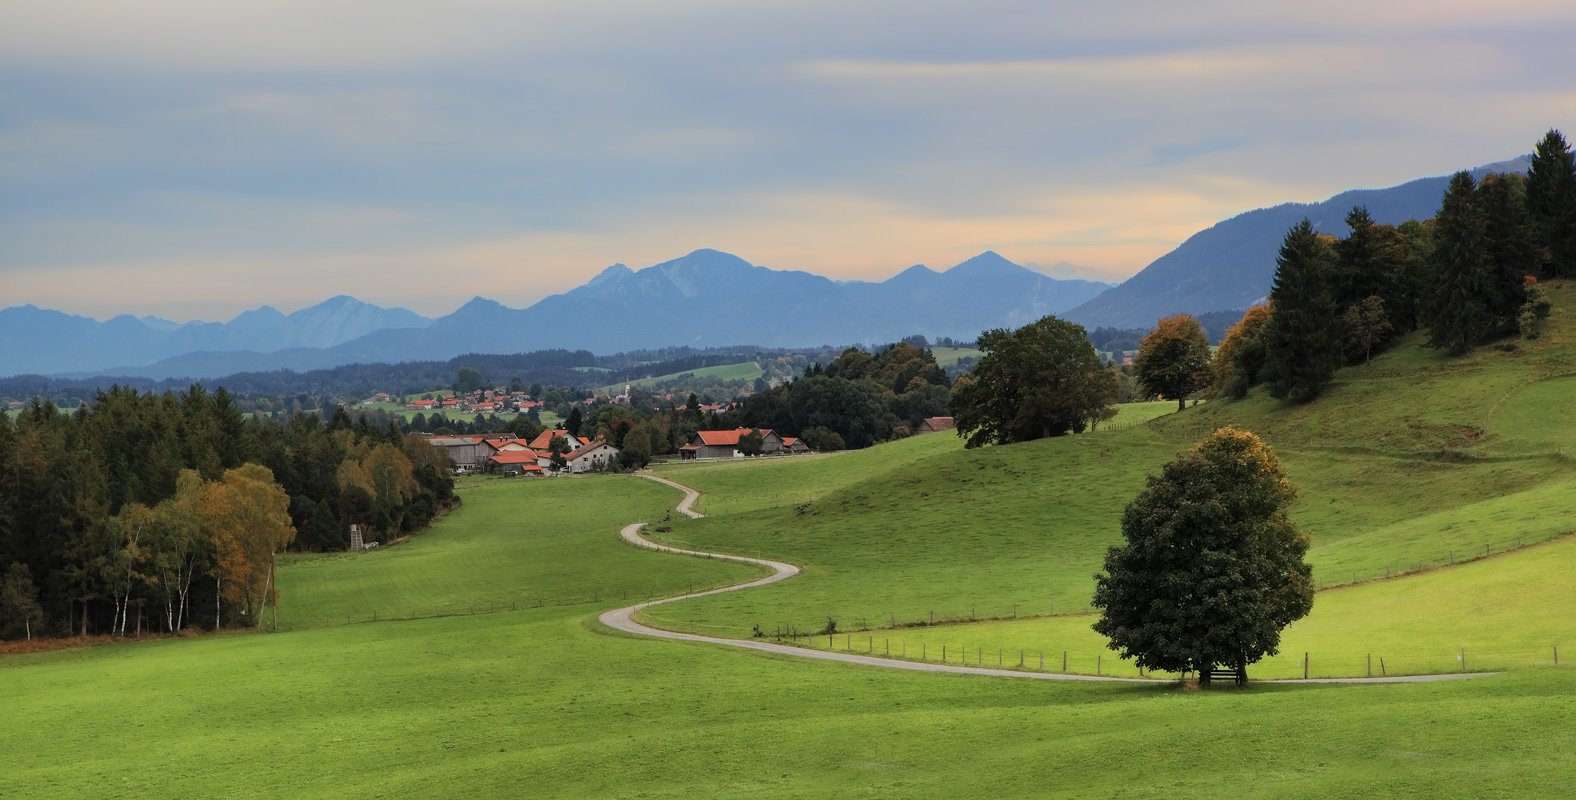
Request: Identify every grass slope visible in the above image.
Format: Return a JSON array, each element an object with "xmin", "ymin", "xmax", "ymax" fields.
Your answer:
[
  {"xmin": 643, "ymin": 282, "xmax": 1576, "ymax": 675},
  {"xmin": 277, "ymin": 476, "xmax": 762, "ymax": 628},
  {"xmin": 599, "ymin": 361, "xmax": 764, "ymax": 393},
  {"xmin": 5, "ymin": 601, "xmax": 1574, "ymax": 798}
]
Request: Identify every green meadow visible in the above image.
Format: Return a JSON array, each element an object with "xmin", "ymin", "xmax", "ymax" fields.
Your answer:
[
  {"xmin": 599, "ymin": 360, "xmax": 765, "ymax": 393},
  {"xmin": 4, "ymin": 282, "xmax": 1576, "ymax": 797},
  {"xmin": 644, "ymin": 282, "xmax": 1576, "ymax": 678}
]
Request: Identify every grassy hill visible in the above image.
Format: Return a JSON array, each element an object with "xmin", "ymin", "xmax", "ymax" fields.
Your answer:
[
  {"xmin": 645, "ymin": 281, "xmax": 1576, "ymax": 678},
  {"xmin": 597, "ymin": 361, "xmax": 764, "ymax": 394}
]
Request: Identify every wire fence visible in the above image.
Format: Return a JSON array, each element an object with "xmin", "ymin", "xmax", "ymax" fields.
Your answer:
[{"xmin": 768, "ymin": 630, "xmax": 1567, "ymax": 681}]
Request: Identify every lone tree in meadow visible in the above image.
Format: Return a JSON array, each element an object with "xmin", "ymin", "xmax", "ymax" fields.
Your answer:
[
  {"xmin": 1092, "ymin": 427, "xmax": 1313, "ymax": 686},
  {"xmin": 950, "ymin": 315, "xmax": 1116, "ymax": 447},
  {"xmin": 1134, "ymin": 314, "xmax": 1212, "ymax": 412}
]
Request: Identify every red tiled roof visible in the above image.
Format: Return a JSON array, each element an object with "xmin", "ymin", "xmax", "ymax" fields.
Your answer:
[
  {"xmin": 527, "ymin": 429, "xmax": 577, "ymax": 450},
  {"xmin": 489, "ymin": 450, "xmax": 540, "ymax": 465},
  {"xmin": 694, "ymin": 428, "xmax": 775, "ymax": 446}
]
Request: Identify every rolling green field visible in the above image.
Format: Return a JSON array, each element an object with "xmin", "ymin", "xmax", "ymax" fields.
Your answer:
[
  {"xmin": 644, "ymin": 282, "xmax": 1576, "ymax": 677},
  {"xmin": 931, "ymin": 345, "xmax": 983, "ymax": 368},
  {"xmin": 598, "ymin": 361, "xmax": 765, "ymax": 393},
  {"xmin": 6, "ymin": 282, "xmax": 1576, "ymax": 797},
  {"xmin": 362, "ymin": 399, "xmax": 562, "ymax": 428},
  {"xmin": 276, "ymin": 477, "xmax": 761, "ymax": 628}
]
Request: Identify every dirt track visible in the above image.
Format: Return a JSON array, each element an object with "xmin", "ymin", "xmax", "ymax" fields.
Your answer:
[{"xmin": 598, "ymin": 474, "xmax": 1498, "ymax": 686}]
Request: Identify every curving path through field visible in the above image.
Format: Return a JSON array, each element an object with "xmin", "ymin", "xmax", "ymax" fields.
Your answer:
[{"xmin": 599, "ymin": 474, "xmax": 1497, "ymax": 686}]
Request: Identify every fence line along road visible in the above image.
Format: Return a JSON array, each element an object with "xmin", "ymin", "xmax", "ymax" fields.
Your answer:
[{"xmin": 600, "ymin": 474, "xmax": 1501, "ymax": 686}]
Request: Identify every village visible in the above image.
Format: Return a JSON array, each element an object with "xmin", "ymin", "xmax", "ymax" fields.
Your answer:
[{"xmin": 396, "ymin": 383, "xmax": 958, "ymax": 476}]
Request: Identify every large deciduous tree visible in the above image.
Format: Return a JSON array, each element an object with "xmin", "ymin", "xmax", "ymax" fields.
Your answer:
[
  {"xmin": 1092, "ymin": 427, "xmax": 1313, "ymax": 685},
  {"xmin": 1260, "ymin": 220, "xmax": 1341, "ymax": 402},
  {"xmin": 950, "ymin": 316, "xmax": 1116, "ymax": 447},
  {"xmin": 1133, "ymin": 315, "xmax": 1212, "ymax": 412}
]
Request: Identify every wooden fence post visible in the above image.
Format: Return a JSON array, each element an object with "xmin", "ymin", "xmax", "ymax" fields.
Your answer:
[{"xmin": 1303, "ymin": 652, "xmax": 1309, "ymax": 680}]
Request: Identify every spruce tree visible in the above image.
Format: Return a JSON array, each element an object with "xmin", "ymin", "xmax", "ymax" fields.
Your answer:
[
  {"xmin": 1526, "ymin": 129, "xmax": 1576, "ymax": 278},
  {"xmin": 1477, "ymin": 172, "xmax": 1539, "ymax": 333},
  {"xmin": 1260, "ymin": 220, "xmax": 1340, "ymax": 402},
  {"xmin": 1427, "ymin": 171, "xmax": 1493, "ymax": 354}
]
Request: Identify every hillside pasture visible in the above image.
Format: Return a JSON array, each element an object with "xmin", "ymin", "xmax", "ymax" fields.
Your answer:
[
  {"xmin": 277, "ymin": 476, "xmax": 761, "ymax": 629},
  {"xmin": 600, "ymin": 361, "xmax": 764, "ymax": 393},
  {"xmin": 6, "ymin": 478, "xmax": 1569, "ymax": 796}
]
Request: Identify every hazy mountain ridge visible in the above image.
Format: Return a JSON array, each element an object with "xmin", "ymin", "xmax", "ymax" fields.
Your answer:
[
  {"xmin": 1064, "ymin": 156, "xmax": 1533, "ymax": 328},
  {"xmin": 10, "ymin": 249, "xmax": 1110, "ymax": 379},
  {"xmin": 0, "ymin": 296, "xmax": 432, "ymax": 377}
]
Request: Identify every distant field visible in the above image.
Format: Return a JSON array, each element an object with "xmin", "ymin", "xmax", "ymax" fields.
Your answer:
[
  {"xmin": 931, "ymin": 346, "xmax": 982, "ymax": 368},
  {"xmin": 361, "ymin": 399, "xmax": 561, "ymax": 428},
  {"xmin": 599, "ymin": 361, "xmax": 763, "ymax": 393}
]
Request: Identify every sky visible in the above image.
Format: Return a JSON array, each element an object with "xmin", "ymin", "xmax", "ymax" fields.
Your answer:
[{"xmin": 3, "ymin": 1, "xmax": 1575, "ymax": 322}]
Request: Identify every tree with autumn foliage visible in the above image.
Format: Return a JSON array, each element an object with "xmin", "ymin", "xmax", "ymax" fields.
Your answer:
[
  {"xmin": 202, "ymin": 464, "xmax": 295, "ymax": 629},
  {"xmin": 1133, "ymin": 314, "xmax": 1212, "ymax": 412},
  {"xmin": 1092, "ymin": 427, "xmax": 1313, "ymax": 685},
  {"xmin": 1210, "ymin": 304, "xmax": 1272, "ymax": 399}
]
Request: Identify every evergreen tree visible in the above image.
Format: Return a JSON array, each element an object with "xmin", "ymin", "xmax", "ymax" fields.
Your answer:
[
  {"xmin": 1427, "ymin": 172, "xmax": 1494, "ymax": 354},
  {"xmin": 1526, "ymin": 129, "xmax": 1576, "ymax": 278},
  {"xmin": 1260, "ymin": 220, "xmax": 1341, "ymax": 402},
  {"xmin": 1477, "ymin": 172, "xmax": 1540, "ymax": 333},
  {"xmin": 565, "ymin": 405, "xmax": 583, "ymax": 437}
]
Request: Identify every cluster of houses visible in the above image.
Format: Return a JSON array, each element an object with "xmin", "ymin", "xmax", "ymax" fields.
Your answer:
[
  {"xmin": 422, "ymin": 429, "xmax": 619, "ymax": 476},
  {"xmin": 397, "ymin": 390, "xmax": 546, "ymax": 416},
  {"xmin": 424, "ymin": 425, "xmax": 831, "ymax": 475}
]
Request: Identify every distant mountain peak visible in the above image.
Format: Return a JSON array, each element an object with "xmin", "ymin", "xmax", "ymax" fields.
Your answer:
[
  {"xmin": 949, "ymin": 250, "xmax": 1023, "ymax": 274},
  {"xmin": 457, "ymin": 296, "xmax": 509, "ymax": 312},
  {"xmin": 588, "ymin": 263, "xmax": 634, "ymax": 286}
]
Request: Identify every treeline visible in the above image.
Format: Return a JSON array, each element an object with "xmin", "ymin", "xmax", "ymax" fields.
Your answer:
[
  {"xmin": 0, "ymin": 386, "xmax": 456, "ymax": 640},
  {"xmin": 715, "ymin": 343, "xmax": 953, "ymax": 451},
  {"xmin": 1213, "ymin": 129, "xmax": 1574, "ymax": 402}
]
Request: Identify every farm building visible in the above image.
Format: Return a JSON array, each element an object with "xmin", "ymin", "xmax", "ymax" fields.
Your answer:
[
  {"xmin": 487, "ymin": 450, "xmax": 543, "ymax": 476},
  {"xmin": 916, "ymin": 416, "xmax": 956, "ymax": 434},
  {"xmin": 527, "ymin": 428, "xmax": 588, "ymax": 452},
  {"xmin": 424, "ymin": 435, "xmax": 487, "ymax": 468},
  {"xmin": 565, "ymin": 441, "xmax": 620, "ymax": 473},
  {"xmin": 781, "ymin": 436, "xmax": 812, "ymax": 454},
  {"xmin": 679, "ymin": 428, "xmax": 785, "ymax": 459}
]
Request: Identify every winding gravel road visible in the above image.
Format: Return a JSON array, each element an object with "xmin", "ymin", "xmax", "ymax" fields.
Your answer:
[{"xmin": 598, "ymin": 474, "xmax": 1497, "ymax": 686}]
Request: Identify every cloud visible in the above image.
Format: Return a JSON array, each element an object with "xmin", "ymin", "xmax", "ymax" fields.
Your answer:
[{"xmin": 2, "ymin": 1, "xmax": 1575, "ymax": 320}]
